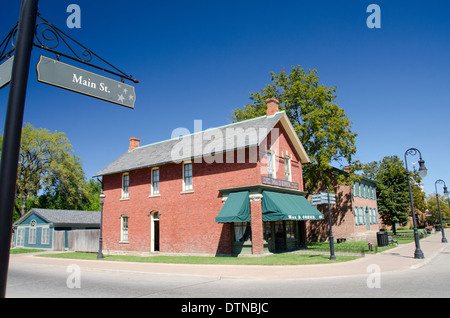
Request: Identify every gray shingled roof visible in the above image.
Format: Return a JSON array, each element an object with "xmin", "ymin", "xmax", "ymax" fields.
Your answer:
[
  {"xmin": 16, "ymin": 209, "xmax": 101, "ymax": 226},
  {"xmin": 94, "ymin": 112, "xmax": 286, "ymax": 177}
]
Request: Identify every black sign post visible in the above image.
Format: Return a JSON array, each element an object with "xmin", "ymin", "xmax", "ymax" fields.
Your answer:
[{"xmin": 0, "ymin": 0, "xmax": 39, "ymax": 297}]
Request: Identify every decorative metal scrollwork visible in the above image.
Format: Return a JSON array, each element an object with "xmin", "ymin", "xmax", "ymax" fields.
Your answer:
[
  {"xmin": 0, "ymin": 14, "xmax": 137, "ymax": 83},
  {"xmin": 405, "ymin": 148, "xmax": 421, "ymax": 158},
  {"xmin": 33, "ymin": 14, "xmax": 136, "ymax": 83},
  {"xmin": 34, "ymin": 15, "xmax": 93, "ymax": 63},
  {"xmin": 0, "ymin": 22, "xmax": 18, "ymax": 62}
]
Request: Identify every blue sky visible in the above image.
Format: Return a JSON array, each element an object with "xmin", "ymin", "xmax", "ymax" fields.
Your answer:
[{"xmin": 0, "ymin": 0, "xmax": 449, "ymax": 195}]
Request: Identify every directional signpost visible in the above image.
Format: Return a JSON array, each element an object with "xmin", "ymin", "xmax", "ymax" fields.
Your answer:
[
  {"xmin": 36, "ymin": 56, "xmax": 136, "ymax": 109},
  {"xmin": 0, "ymin": 56, "xmax": 14, "ymax": 89},
  {"xmin": 311, "ymin": 192, "xmax": 336, "ymax": 205},
  {"xmin": 311, "ymin": 190, "xmax": 336, "ymax": 260}
]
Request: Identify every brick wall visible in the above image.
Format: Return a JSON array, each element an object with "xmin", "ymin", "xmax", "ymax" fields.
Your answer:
[
  {"xmin": 306, "ymin": 180, "xmax": 380, "ymax": 242},
  {"xmin": 102, "ymin": 123, "xmax": 305, "ymax": 255}
]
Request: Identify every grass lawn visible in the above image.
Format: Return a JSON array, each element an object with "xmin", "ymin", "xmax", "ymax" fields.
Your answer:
[
  {"xmin": 18, "ymin": 230, "xmax": 431, "ymax": 266},
  {"xmin": 10, "ymin": 248, "xmax": 47, "ymax": 254},
  {"xmin": 39, "ymin": 251, "xmax": 360, "ymax": 265}
]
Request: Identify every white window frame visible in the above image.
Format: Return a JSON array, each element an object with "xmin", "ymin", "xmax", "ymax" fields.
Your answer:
[
  {"xmin": 182, "ymin": 162, "xmax": 193, "ymax": 192},
  {"xmin": 28, "ymin": 227, "xmax": 36, "ymax": 244},
  {"xmin": 41, "ymin": 227, "xmax": 50, "ymax": 245},
  {"xmin": 267, "ymin": 150, "xmax": 275, "ymax": 178},
  {"xmin": 16, "ymin": 228, "xmax": 25, "ymax": 247},
  {"xmin": 150, "ymin": 167, "xmax": 160, "ymax": 196},
  {"xmin": 122, "ymin": 173, "xmax": 129, "ymax": 199},
  {"xmin": 121, "ymin": 215, "xmax": 129, "ymax": 242},
  {"xmin": 284, "ymin": 156, "xmax": 292, "ymax": 181}
]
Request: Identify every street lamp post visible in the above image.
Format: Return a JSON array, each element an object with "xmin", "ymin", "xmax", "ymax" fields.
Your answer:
[
  {"xmin": 97, "ymin": 192, "xmax": 105, "ymax": 259},
  {"xmin": 435, "ymin": 180, "xmax": 448, "ymax": 243},
  {"xmin": 404, "ymin": 148, "xmax": 427, "ymax": 259},
  {"xmin": 446, "ymin": 186, "xmax": 450, "ymax": 235}
]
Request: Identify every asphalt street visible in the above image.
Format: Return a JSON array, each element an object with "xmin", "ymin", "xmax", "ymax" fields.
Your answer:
[{"xmin": 5, "ymin": 230, "xmax": 450, "ymax": 300}]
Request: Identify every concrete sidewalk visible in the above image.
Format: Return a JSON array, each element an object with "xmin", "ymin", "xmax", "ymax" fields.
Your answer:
[{"xmin": 10, "ymin": 230, "xmax": 450, "ymax": 280}]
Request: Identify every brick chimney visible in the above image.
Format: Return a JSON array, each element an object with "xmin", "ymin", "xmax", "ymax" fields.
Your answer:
[
  {"xmin": 129, "ymin": 137, "xmax": 140, "ymax": 151},
  {"xmin": 266, "ymin": 98, "xmax": 279, "ymax": 116}
]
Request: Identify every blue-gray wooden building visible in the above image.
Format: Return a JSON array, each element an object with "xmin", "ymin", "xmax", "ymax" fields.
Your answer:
[{"xmin": 13, "ymin": 209, "xmax": 101, "ymax": 250}]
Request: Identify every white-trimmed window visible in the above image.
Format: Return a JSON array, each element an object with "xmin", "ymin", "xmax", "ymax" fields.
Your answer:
[
  {"xmin": 16, "ymin": 228, "xmax": 25, "ymax": 247},
  {"xmin": 183, "ymin": 162, "xmax": 193, "ymax": 191},
  {"xmin": 151, "ymin": 168, "xmax": 160, "ymax": 196},
  {"xmin": 28, "ymin": 228, "xmax": 36, "ymax": 244},
  {"xmin": 267, "ymin": 150, "xmax": 275, "ymax": 178},
  {"xmin": 41, "ymin": 227, "xmax": 50, "ymax": 245},
  {"xmin": 122, "ymin": 173, "xmax": 129, "ymax": 199},
  {"xmin": 284, "ymin": 156, "xmax": 291, "ymax": 181},
  {"xmin": 121, "ymin": 215, "xmax": 129, "ymax": 242}
]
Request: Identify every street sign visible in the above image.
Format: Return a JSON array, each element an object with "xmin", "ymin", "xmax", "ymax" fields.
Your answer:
[
  {"xmin": 36, "ymin": 55, "xmax": 135, "ymax": 108},
  {"xmin": 311, "ymin": 192, "xmax": 336, "ymax": 205},
  {"xmin": 0, "ymin": 56, "xmax": 14, "ymax": 89}
]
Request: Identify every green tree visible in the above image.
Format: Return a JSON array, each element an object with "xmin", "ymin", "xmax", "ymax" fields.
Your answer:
[
  {"xmin": 363, "ymin": 155, "xmax": 426, "ymax": 233},
  {"xmin": 0, "ymin": 123, "xmax": 89, "ymax": 218},
  {"xmin": 232, "ymin": 65, "xmax": 359, "ymax": 192},
  {"xmin": 38, "ymin": 178, "xmax": 101, "ymax": 212},
  {"xmin": 426, "ymin": 193, "xmax": 450, "ymax": 226}
]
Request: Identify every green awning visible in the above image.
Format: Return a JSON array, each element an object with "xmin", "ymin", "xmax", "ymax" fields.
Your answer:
[
  {"xmin": 215, "ymin": 191, "xmax": 251, "ymax": 223},
  {"xmin": 262, "ymin": 191, "xmax": 324, "ymax": 221}
]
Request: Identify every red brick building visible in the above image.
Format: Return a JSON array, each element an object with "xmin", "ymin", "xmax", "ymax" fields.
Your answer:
[
  {"xmin": 307, "ymin": 169, "xmax": 380, "ymax": 242},
  {"xmin": 95, "ymin": 98, "xmax": 325, "ymax": 256}
]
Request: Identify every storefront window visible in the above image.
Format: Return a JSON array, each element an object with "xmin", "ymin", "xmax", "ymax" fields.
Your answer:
[
  {"xmin": 234, "ymin": 222, "xmax": 251, "ymax": 242},
  {"xmin": 263, "ymin": 222, "xmax": 272, "ymax": 241},
  {"xmin": 286, "ymin": 221, "xmax": 296, "ymax": 239}
]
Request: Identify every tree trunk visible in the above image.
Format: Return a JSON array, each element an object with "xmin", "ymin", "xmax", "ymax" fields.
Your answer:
[{"xmin": 21, "ymin": 197, "xmax": 27, "ymax": 217}]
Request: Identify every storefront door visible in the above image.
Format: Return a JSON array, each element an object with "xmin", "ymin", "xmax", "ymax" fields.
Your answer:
[{"xmin": 274, "ymin": 221, "xmax": 286, "ymax": 251}]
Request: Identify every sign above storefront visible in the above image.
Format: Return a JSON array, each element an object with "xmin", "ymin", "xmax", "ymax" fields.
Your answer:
[{"xmin": 261, "ymin": 176, "xmax": 299, "ymax": 190}]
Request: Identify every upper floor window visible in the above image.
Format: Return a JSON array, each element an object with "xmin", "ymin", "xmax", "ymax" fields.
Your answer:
[
  {"xmin": 183, "ymin": 162, "xmax": 193, "ymax": 191},
  {"xmin": 284, "ymin": 157, "xmax": 291, "ymax": 181},
  {"xmin": 267, "ymin": 151, "xmax": 275, "ymax": 178},
  {"xmin": 151, "ymin": 168, "xmax": 160, "ymax": 195},
  {"xmin": 122, "ymin": 173, "xmax": 129, "ymax": 199}
]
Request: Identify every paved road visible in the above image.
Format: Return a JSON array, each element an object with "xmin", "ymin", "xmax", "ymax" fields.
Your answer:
[{"xmin": 6, "ymin": 231, "xmax": 450, "ymax": 301}]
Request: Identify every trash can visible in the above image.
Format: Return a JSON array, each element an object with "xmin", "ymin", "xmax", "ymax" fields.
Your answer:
[{"xmin": 377, "ymin": 232, "xmax": 388, "ymax": 247}]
